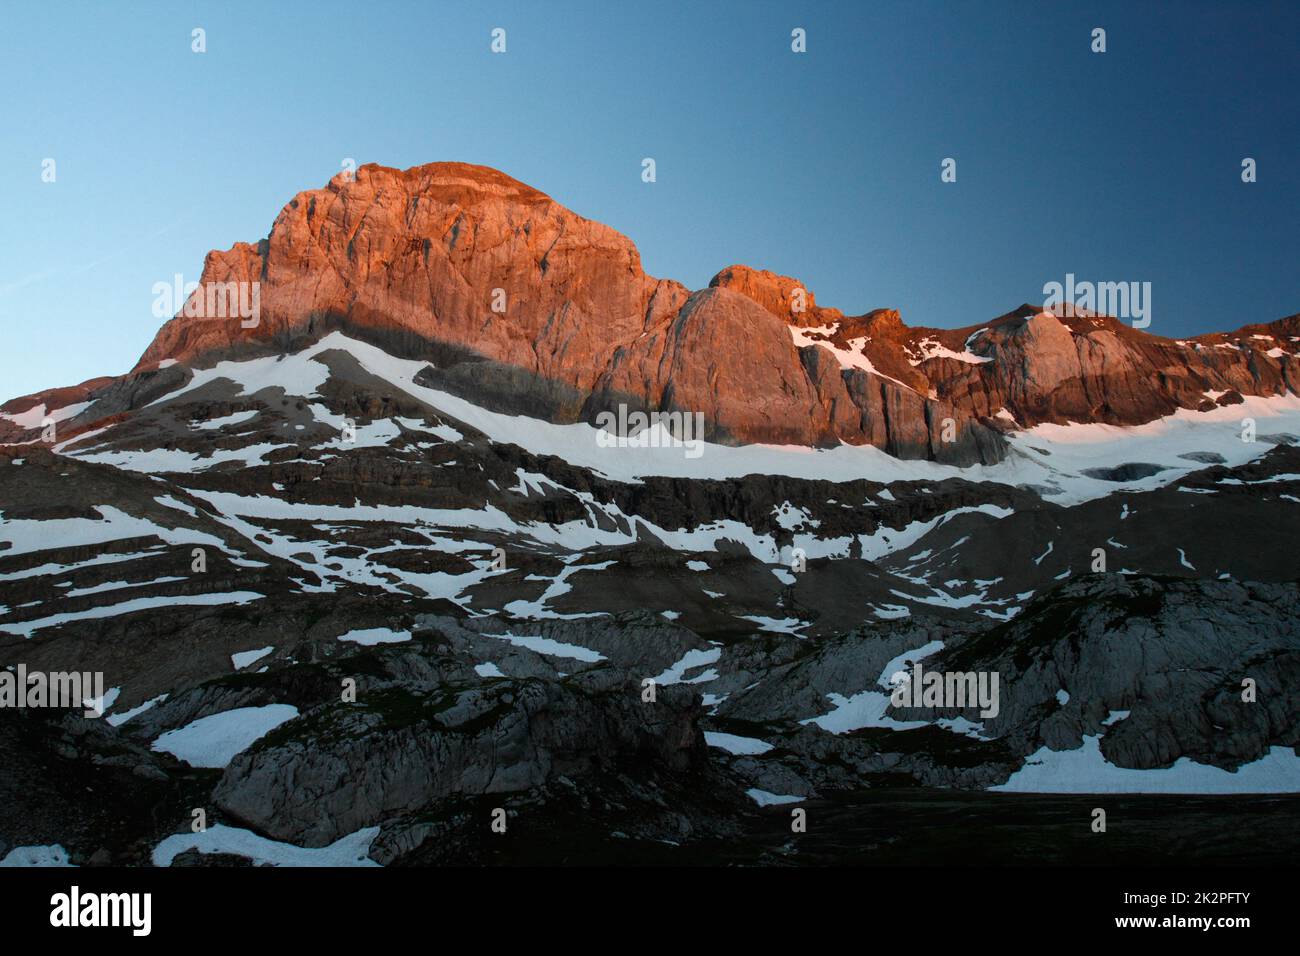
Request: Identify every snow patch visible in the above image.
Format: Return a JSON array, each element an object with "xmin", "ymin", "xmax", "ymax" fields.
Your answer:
[
  {"xmin": 994, "ymin": 737, "xmax": 1300, "ymax": 793},
  {"xmin": 232, "ymin": 646, "xmax": 274, "ymax": 669},
  {"xmin": 337, "ymin": 628, "xmax": 411, "ymax": 646},
  {"xmin": 151, "ymin": 704, "xmax": 299, "ymax": 768},
  {"xmin": 153, "ymin": 824, "xmax": 379, "ymax": 867},
  {"xmin": 705, "ymin": 731, "xmax": 774, "ymax": 756}
]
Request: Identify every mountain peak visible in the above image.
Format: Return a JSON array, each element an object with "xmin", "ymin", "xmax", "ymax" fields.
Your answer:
[
  {"xmin": 323, "ymin": 161, "xmax": 554, "ymax": 204},
  {"xmin": 6, "ymin": 161, "xmax": 1297, "ymax": 461}
]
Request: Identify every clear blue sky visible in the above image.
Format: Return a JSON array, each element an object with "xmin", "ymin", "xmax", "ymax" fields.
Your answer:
[{"xmin": 2, "ymin": 0, "xmax": 1297, "ymax": 400}]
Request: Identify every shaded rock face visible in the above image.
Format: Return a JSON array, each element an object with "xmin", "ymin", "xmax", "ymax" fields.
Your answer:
[
  {"xmin": 213, "ymin": 668, "xmax": 705, "ymax": 847},
  {"xmin": 690, "ymin": 576, "xmax": 1300, "ymax": 796},
  {"xmin": 11, "ymin": 161, "xmax": 1293, "ymax": 460},
  {"xmin": 934, "ymin": 576, "xmax": 1300, "ymax": 774}
]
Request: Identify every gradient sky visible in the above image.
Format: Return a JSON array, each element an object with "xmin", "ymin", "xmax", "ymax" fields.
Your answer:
[{"xmin": 2, "ymin": 0, "xmax": 1297, "ymax": 400}]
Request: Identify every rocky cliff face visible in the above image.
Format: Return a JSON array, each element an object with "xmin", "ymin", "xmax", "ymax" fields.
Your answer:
[{"xmin": 11, "ymin": 161, "xmax": 1294, "ymax": 463}]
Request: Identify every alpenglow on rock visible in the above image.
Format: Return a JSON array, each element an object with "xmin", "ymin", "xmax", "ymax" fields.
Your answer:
[{"xmin": 6, "ymin": 161, "xmax": 1300, "ymax": 463}]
